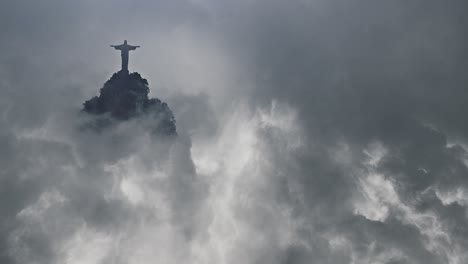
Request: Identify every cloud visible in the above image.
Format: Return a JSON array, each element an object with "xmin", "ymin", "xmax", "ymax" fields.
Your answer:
[{"xmin": 1, "ymin": 0, "xmax": 468, "ymax": 263}]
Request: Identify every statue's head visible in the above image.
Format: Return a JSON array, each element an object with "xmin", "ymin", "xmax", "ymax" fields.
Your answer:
[{"xmin": 124, "ymin": 40, "xmax": 127, "ymax": 44}]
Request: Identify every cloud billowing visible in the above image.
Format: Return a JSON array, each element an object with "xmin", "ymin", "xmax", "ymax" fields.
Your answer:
[{"xmin": 1, "ymin": 0, "xmax": 468, "ymax": 263}]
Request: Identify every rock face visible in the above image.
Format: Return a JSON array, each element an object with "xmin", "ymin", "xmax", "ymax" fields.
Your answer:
[{"xmin": 83, "ymin": 70, "xmax": 176, "ymax": 135}]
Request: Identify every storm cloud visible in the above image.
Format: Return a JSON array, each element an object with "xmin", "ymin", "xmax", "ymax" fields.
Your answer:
[{"xmin": 1, "ymin": 0, "xmax": 468, "ymax": 263}]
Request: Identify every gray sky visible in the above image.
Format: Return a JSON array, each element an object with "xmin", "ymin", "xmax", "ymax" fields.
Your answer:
[{"xmin": 1, "ymin": 0, "xmax": 468, "ymax": 263}]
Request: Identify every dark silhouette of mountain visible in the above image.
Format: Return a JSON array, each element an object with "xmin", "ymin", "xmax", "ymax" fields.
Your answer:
[{"xmin": 82, "ymin": 70, "xmax": 176, "ymax": 135}]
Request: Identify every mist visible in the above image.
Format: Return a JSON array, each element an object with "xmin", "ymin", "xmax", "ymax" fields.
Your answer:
[{"xmin": 1, "ymin": 0, "xmax": 468, "ymax": 263}]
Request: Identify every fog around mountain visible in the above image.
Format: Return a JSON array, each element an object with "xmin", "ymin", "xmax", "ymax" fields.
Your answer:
[{"xmin": 1, "ymin": 1, "xmax": 468, "ymax": 263}]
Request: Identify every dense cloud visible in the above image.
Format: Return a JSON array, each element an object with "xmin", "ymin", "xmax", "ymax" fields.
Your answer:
[{"xmin": 1, "ymin": 0, "xmax": 468, "ymax": 263}]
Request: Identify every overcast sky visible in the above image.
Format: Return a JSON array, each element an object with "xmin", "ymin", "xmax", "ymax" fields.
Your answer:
[{"xmin": 1, "ymin": 0, "xmax": 468, "ymax": 263}]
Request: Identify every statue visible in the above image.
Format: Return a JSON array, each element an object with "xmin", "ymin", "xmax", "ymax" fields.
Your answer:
[{"xmin": 110, "ymin": 40, "xmax": 140, "ymax": 72}]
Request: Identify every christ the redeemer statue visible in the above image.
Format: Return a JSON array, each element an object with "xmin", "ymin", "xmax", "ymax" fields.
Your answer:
[{"xmin": 111, "ymin": 40, "xmax": 140, "ymax": 72}]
